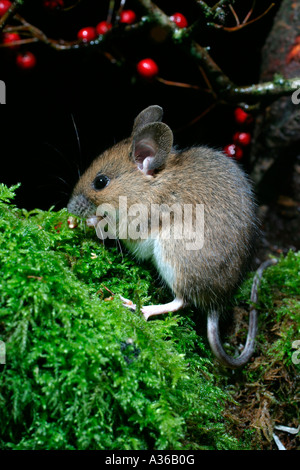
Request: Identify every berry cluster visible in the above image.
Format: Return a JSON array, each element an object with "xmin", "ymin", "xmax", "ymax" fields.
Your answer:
[
  {"xmin": 0, "ymin": 0, "xmax": 37, "ymax": 69},
  {"xmin": 77, "ymin": 9, "xmax": 138, "ymax": 42},
  {"xmin": 136, "ymin": 13, "xmax": 188, "ymax": 79},
  {"xmin": 223, "ymin": 108, "xmax": 253, "ymax": 161},
  {"xmin": 1, "ymin": 4, "xmax": 188, "ymax": 75},
  {"xmin": 77, "ymin": 10, "xmax": 188, "ymax": 80}
]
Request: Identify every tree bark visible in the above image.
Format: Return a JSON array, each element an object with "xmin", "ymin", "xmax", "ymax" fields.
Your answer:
[{"xmin": 250, "ymin": 0, "xmax": 300, "ymax": 201}]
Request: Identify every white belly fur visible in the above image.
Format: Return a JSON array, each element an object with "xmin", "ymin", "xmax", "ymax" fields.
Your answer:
[{"xmin": 123, "ymin": 237, "xmax": 175, "ymax": 290}]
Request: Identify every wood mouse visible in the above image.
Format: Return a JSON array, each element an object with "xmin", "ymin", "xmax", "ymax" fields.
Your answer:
[{"xmin": 67, "ymin": 105, "xmax": 275, "ymax": 368}]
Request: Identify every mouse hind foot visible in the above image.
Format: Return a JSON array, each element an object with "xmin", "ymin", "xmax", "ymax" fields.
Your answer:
[{"xmin": 120, "ymin": 295, "xmax": 184, "ymax": 321}]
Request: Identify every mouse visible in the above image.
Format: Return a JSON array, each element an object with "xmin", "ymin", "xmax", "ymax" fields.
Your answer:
[{"xmin": 67, "ymin": 105, "xmax": 275, "ymax": 368}]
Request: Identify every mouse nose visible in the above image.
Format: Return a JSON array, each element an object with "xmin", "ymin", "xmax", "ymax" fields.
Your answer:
[{"xmin": 67, "ymin": 193, "xmax": 96, "ymax": 217}]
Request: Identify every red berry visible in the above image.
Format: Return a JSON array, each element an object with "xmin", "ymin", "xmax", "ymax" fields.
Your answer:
[
  {"xmin": 223, "ymin": 144, "xmax": 243, "ymax": 160},
  {"xmin": 120, "ymin": 9, "xmax": 137, "ymax": 24},
  {"xmin": 43, "ymin": 0, "xmax": 64, "ymax": 10},
  {"xmin": 16, "ymin": 51, "xmax": 37, "ymax": 69},
  {"xmin": 77, "ymin": 27, "xmax": 96, "ymax": 42},
  {"xmin": 54, "ymin": 221, "xmax": 62, "ymax": 232},
  {"xmin": 96, "ymin": 21, "xmax": 112, "ymax": 35},
  {"xmin": 137, "ymin": 58, "xmax": 159, "ymax": 79},
  {"xmin": 234, "ymin": 107, "xmax": 253, "ymax": 125},
  {"xmin": 233, "ymin": 131, "xmax": 251, "ymax": 147},
  {"xmin": 0, "ymin": 0, "xmax": 11, "ymax": 17},
  {"xmin": 2, "ymin": 32, "xmax": 21, "ymax": 45},
  {"xmin": 170, "ymin": 12, "xmax": 188, "ymax": 28}
]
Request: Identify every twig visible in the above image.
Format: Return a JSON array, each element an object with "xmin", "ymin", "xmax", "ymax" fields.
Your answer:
[
  {"xmin": 175, "ymin": 102, "xmax": 217, "ymax": 132},
  {"xmin": 156, "ymin": 77, "xmax": 203, "ymax": 91},
  {"xmin": 27, "ymin": 275, "xmax": 44, "ymax": 281},
  {"xmin": 187, "ymin": 41, "xmax": 233, "ymax": 92},
  {"xmin": 229, "ymin": 4, "xmax": 240, "ymax": 26},
  {"xmin": 117, "ymin": 0, "xmax": 127, "ymax": 19},
  {"xmin": 243, "ymin": 0, "xmax": 256, "ymax": 24},
  {"xmin": 107, "ymin": 0, "xmax": 116, "ymax": 24},
  {"xmin": 195, "ymin": 1, "xmax": 213, "ymax": 18},
  {"xmin": 211, "ymin": 0, "xmax": 237, "ymax": 12},
  {"xmin": 61, "ymin": 0, "xmax": 83, "ymax": 12},
  {"xmin": 0, "ymin": 0, "xmax": 22, "ymax": 32},
  {"xmin": 210, "ymin": 3, "xmax": 275, "ymax": 32},
  {"xmin": 226, "ymin": 2, "xmax": 275, "ymax": 31},
  {"xmin": 103, "ymin": 286, "xmax": 115, "ymax": 296},
  {"xmin": 199, "ymin": 65, "xmax": 218, "ymax": 99},
  {"xmin": 13, "ymin": 13, "xmax": 95, "ymax": 50},
  {"xmin": 0, "ymin": 37, "xmax": 39, "ymax": 47}
]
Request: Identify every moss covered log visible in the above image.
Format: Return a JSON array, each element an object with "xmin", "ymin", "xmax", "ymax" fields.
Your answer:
[{"xmin": 0, "ymin": 184, "xmax": 299, "ymax": 450}]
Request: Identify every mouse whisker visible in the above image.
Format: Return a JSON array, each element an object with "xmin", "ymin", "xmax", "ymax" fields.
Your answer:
[
  {"xmin": 43, "ymin": 141, "xmax": 81, "ymax": 179},
  {"xmin": 70, "ymin": 113, "xmax": 83, "ymax": 177},
  {"xmin": 100, "ymin": 215, "xmax": 124, "ymax": 261},
  {"xmin": 97, "ymin": 224, "xmax": 106, "ymax": 250},
  {"xmin": 116, "ymin": 239, "xmax": 124, "ymax": 262},
  {"xmin": 47, "ymin": 174, "xmax": 71, "ymax": 189},
  {"xmin": 37, "ymin": 182, "xmax": 67, "ymax": 193},
  {"xmin": 51, "ymin": 197, "xmax": 66, "ymax": 210}
]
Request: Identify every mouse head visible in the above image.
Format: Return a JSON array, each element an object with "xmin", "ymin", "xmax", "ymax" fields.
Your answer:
[{"xmin": 67, "ymin": 105, "xmax": 173, "ymax": 217}]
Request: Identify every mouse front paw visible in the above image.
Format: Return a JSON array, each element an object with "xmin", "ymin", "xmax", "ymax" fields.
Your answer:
[{"xmin": 120, "ymin": 295, "xmax": 137, "ymax": 311}]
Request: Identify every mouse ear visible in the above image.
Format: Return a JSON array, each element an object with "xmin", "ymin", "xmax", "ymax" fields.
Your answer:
[
  {"xmin": 131, "ymin": 122, "xmax": 173, "ymax": 176},
  {"xmin": 132, "ymin": 105, "xmax": 163, "ymax": 134}
]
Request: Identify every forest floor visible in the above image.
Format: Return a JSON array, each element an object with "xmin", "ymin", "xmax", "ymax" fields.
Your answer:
[
  {"xmin": 255, "ymin": 155, "xmax": 300, "ymax": 265},
  {"xmin": 215, "ymin": 157, "xmax": 300, "ymax": 450}
]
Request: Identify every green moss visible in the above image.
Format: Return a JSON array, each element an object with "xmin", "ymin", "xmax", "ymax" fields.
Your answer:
[
  {"xmin": 1, "ymin": 184, "xmax": 298, "ymax": 450},
  {"xmin": 217, "ymin": 251, "xmax": 300, "ymax": 449},
  {"xmin": 236, "ymin": 250, "xmax": 300, "ymax": 366},
  {"xmin": 0, "ymin": 183, "xmax": 242, "ymax": 450}
]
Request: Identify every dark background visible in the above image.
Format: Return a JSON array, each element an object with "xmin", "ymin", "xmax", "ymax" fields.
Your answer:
[{"xmin": 0, "ymin": 0, "xmax": 280, "ymax": 211}]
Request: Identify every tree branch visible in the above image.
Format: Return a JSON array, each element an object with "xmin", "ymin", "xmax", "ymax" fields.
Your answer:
[
  {"xmin": 209, "ymin": 2, "xmax": 275, "ymax": 32},
  {"xmin": 1, "ymin": 0, "xmax": 299, "ymax": 108},
  {"xmin": 230, "ymin": 77, "xmax": 300, "ymax": 100}
]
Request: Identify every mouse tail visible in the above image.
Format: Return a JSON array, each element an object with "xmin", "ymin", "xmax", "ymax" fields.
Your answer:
[{"xmin": 207, "ymin": 258, "xmax": 278, "ymax": 369}]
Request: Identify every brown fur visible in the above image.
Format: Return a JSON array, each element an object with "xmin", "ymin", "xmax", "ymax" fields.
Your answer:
[{"xmin": 68, "ymin": 108, "xmax": 257, "ymax": 313}]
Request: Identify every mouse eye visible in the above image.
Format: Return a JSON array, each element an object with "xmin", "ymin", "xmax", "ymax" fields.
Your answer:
[{"xmin": 93, "ymin": 174, "xmax": 110, "ymax": 191}]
